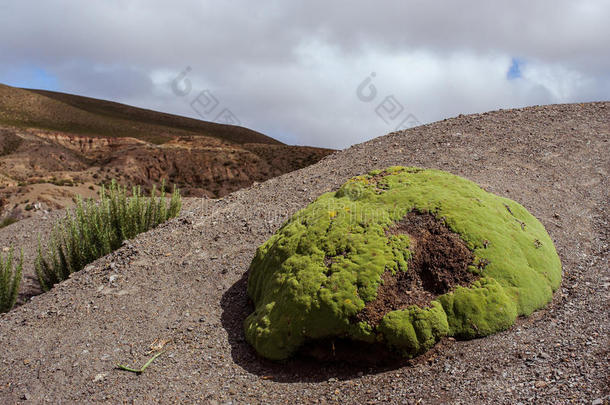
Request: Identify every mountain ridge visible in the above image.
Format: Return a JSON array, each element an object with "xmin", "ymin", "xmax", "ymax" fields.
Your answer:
[{"xmin": 0, "ymin": 83, "xmax": 281, "ymax": 145}]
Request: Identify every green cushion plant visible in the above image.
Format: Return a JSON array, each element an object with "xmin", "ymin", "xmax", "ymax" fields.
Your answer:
[{"xmin": 244, "ymin": 167, "xmax": 562, "ymax": 360}]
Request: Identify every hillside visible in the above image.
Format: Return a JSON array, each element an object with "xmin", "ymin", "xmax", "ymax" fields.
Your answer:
[
  {"xmin": 0, "ymin": 84, "xmax": 334, "ymax": 220},
  {"xmin": 0, "ymin": 84, "xmax": 280, "ymax": 145},
  {"xmin": 0, "ymin": 102, "xmax": 607, "ymax": 403}
]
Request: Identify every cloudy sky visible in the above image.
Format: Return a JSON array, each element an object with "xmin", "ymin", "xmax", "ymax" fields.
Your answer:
[{"xmin": 1, "ymin": 1, "xmax": 608, "ymax": 148}]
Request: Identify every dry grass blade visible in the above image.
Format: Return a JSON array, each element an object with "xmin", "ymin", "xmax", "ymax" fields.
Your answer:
[{"xmin": 116, "ymin": 351, "xmax": 165, "ymax": 374}]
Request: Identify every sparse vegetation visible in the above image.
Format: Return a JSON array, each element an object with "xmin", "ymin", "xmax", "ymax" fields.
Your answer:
[
  {"xmin": 0, "ymin": 248, "xmax": 22, "ymax": 313},
  {"xmin": 0, "ymin": 217, "xmax": 19, "ymax": 229},
  {"xmin": 35, "ymin": 180, "xmax": 181, "ymax": 291},
  {"xmin": 50, "ymin": 178, "xmax": 75, "ymax": 187},
  {"xmin": 0, "ymin": 132, "xmax": 23, "ymax": 156}
]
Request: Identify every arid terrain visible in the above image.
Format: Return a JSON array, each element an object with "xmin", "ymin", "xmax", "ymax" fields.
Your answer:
[
  {"xmin": 0, "ymin": 102, "xmax": 608, "ymax": 403},
  {"xmin": 0, "ymin": 84, "xmax": 333, "ymax": 222}
]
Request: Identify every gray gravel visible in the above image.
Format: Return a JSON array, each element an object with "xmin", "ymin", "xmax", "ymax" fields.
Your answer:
[{"xmin": 0, "ymin": 102, "xmax": 608, "ymax": 404}]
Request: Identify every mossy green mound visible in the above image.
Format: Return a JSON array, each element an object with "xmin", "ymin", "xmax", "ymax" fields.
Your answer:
[{"xmin": 244, "ymin": 167, "xmax": 562, "ymax": 360}]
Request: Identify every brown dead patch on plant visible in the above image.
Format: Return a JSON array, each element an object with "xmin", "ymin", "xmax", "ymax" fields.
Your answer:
[
  {"xmin": 366, "ymin": 170, "xmax": 394, "ymax": 193},
  {"xmin": 323, "ymin": 250, "xmax": 349, "ymax": 268},
  {"xmin": 368, "ymin": 170, "xmax": 392, "ymax": 184},
  {"xmin": 356, "ymin": 211, "xmax": 479, "ymax": 327}
]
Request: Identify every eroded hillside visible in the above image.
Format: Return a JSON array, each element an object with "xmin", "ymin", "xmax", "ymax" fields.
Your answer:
[{"xmin": 0, "ymin": 84, "xmax": 333, "ymax": 220}]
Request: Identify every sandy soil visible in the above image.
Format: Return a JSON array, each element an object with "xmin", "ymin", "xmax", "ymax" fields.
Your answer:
[{"xmin": 0, "ymin": 102, "xmax": 608, "ymax": 404}]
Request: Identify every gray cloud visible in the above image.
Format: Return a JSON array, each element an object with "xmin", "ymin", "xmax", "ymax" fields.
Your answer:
[
  {"xmin": 1, "ymin": 1, "xmax": 608, "ymax": 148},
  {"xmin": 57, "ymin": 63, "xmax": 155, "ymax": 101}
]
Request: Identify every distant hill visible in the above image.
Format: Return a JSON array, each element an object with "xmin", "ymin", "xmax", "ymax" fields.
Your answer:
[
  {"xmin": 0, "ymin": 83, "xmax": 334, "ymax": 221},
  {"xmin": 0, "ymin": 83, "xmax": 280, "ymax": 145}
]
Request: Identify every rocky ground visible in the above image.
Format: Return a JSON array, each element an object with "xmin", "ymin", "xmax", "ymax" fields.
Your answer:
[{"xmin": 0, "ymin": 102, "xmax": 608, "ymax": 404}]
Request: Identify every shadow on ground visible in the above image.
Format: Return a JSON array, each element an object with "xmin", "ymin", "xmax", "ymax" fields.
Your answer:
[
  {"xmin": 220, "ymin": 270, "xmax": 416, "ymax": 383},
  {"xmin": 17, "ymin": 274, "xmax": 43, "ymax": 306}
]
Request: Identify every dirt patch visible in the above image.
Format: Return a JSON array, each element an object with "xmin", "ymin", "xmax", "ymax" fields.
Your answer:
[{"xmin": 356, "ymin": 211, "xmax": 478, "ymax": 327}]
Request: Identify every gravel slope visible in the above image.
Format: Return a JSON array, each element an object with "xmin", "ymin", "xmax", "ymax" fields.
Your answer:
[{"xmin": 0, "ymin": 102, "xmax": 608, "ymax": 404}]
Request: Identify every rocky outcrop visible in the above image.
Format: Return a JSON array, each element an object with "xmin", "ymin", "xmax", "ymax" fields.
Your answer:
[{"xmin": 35, "ymin": 132, "xmax": 146, "ymax": 156}]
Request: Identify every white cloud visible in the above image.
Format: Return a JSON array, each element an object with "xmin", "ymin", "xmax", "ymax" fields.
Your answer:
[
  {"xmin": 0, "ymin": 1, "xmax": 608, "ymax": 148},
  {"xmin": 520, "ymin": 62, "xmax": 594, "ymax": 101}
]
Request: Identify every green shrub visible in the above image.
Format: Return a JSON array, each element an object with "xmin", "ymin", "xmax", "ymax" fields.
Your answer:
[
  {"xmin": 35, "ymin": 180, "xmax": 181, "ymax": 291},
  {"xmin": 0, "ymin": 134, "xmax": 23, "ymax": 156},
  {"xmin": 0, "ymin": 248, "xmax": 22, "ymax": 313},
  {"xmin": 0, "ymin": 217, "xmax": 18, "ymax": 229}
]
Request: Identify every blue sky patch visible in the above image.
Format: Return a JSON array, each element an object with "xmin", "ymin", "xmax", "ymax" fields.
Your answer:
[
  {"xmin": 507, "ymin": 58, "xmax": 524, "ymax": 80},
  {"xmin": 2, "ymin": 65, "xmax": 60, "ymax": 91}
]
